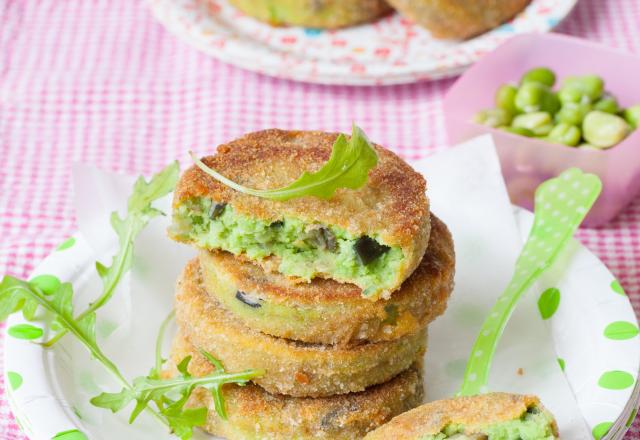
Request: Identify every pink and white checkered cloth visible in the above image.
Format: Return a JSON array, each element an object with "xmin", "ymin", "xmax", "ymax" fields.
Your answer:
[{"xmin": 1, "ymin": 0, "xmax": 640, "ymax": 438}]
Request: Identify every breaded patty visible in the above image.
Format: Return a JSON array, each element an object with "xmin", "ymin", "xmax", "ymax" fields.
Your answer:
[
  {"xmin": 170, "ymin": 129, "xmax": 430, "ymax": 299},
  {"xmin": 228, "ymin": 0, "xmax": 393, "ymax": 29},
  {"xmin": 363, "ymin": 393, "xmax": 559, "ymax": 440},
  {"xmin": 175, "ymin": 259, "xmax": 427, "ymax": 397},
  {"xmin": 167, "ymin": 333, "xmax": 424, "ymax": 440},
  {"xmin": 199, "ymin": 214, "xmax": 454, "ymax": 346},
  {"xmin": 388, "ymin": 0, "xmax": 531, "ymax": 39}
]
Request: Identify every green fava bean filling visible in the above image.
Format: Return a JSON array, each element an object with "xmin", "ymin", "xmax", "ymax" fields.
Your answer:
[
  {"xmin": 420, "ymin": 406, "xmax": 557, "ymax": 440},
  {"xmin": 171, "ymin": 198, "xmax": 404, "ymax": 296}
]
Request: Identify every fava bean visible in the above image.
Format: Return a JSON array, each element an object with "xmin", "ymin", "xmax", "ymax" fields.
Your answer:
[
  {"xmin": 555, "ymin": 102, "xmax": 591, "ymax": 126},
  {"xmin": 502, "ymin": 126, "xmax": 535, "ymax": 137},
  {"xmin": 548, "ymin": 123, "xmax": 581, "ymax": 146},
  {"xmin": 515, "ymin": 83, "xmax": 554, "ymax": 113},
  {"xmin": 623, "ymin": 104, "xmax": 640, "ymax": 129},
  {"xmin": 582, "ymin": 111, "xmax": 630, "ymax": 148},
  {"xmin": 474, "ymin": 108, "xmax": 512, "ymax": 127},
  {"xmin": 495, "ymin": 84, "xmax": 518, "ymax": 114},
  {"xmin": 593, "ymin": 94, "xmax": 620, "ymax": 114},
  {"xmin": 558, "ymin": 85, "xmax": 586, "ymax": 104},
  {"xmin": 512, "ymin": 112, "xmax": 554, "ymax": 136},
  {"xmin": 562, "ymin": 75, "xmax": 604, "ymax": 101},
  {"xmin": 520, "ymin": 67, "xmax": 556, "ymax": 87},
  {"xmin": 542, "ymin": 92, "xmax": 561, "ymax": 114}
]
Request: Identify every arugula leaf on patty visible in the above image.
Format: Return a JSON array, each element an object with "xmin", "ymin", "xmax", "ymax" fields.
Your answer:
[{"xmin": 191, "ymin": 124, "xmax": 378, "ymax": 201}]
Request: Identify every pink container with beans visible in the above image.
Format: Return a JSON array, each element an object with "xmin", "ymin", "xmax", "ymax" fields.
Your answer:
[{"xmin": 443, "ymin": 33, "xmax": 640, "ymax": 227}]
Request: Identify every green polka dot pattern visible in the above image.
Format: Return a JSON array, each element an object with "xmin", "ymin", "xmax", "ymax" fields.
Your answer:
[
  {"xmin": 604, "ymin": 321, "xmax": 639, "ymax": 340},
  {"xmin": 538, "ymin": 287, "xmax": 560, "ymax": 320},
  {"xmin": 56, "ymin": 237, "xmax": 76, "ymax": 251},
  {"xmin": 8, "ymin": 324, "xmax": 43, "ymax": 340},
  {"xmin": 7, "ymin": 372, "xmax": 23, "ymax": 391},
  {"xmin": 52, "ymin": 429, "xmax": 89, "ymax": 440},
  {"xmin": 592, "ymin": 421, "xmax": 613, "ymax": 440},
  {"xmin": 460, "ymin": 168, "xmax": 602, "ymax": 396},
  {"xmin": 611, "ymin": 280, "xmax": 626, "ymax": 296},
  {"xmin": 598, "ymin": 370, "xmax": 635, "ymax": 390}
]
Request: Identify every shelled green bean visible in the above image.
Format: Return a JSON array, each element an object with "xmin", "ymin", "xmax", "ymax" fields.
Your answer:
[{"xmin": 474, "ymin": 67, "xmax": 638, "ymax": 149}]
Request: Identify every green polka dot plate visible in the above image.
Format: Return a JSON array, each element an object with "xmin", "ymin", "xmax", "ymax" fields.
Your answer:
[{"xmin": 4, "ymin": 211, "xmax": 639, "ymax": 439}]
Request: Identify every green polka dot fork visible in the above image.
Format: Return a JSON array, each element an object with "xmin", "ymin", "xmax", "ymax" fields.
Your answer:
[{"xmin": 461, "ymin": 167, "xmax": 602, "ymax": 396}]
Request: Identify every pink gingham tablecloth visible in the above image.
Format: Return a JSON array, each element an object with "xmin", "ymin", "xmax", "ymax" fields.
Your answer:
[{"xmin": 1, "ymin": 0, "xmax": 640, "ymax": 438}]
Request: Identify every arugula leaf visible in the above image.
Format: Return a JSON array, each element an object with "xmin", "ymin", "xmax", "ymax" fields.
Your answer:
[
  {"xmin": 0, "ymin": 162, "xmax": 265, "ymax": 438},
  {"xmin": 152, "ymin": 310, "xmax": 176, "ymax": 380},
  {"xmin": 191, "ymin": 124, "xmax": 378, "ymax": 201},
  {"xmin": 164, "ymin": 407, "xmax": 208, "ymax": 440},
  {"xmin": 92, "ymin": 308, "xmax": 263, "ymax": 438},
  {"xmin": 44, "ymin": 162, "xmax": 180, "ymax": 347},
  {"xmin": 91, "ymin": 355, "xmax": 263, "ymax": 438}
]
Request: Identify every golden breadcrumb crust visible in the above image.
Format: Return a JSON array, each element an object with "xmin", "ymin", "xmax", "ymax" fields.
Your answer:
[
  {"xmin": 175, "ymin": 259, "xmax": 427, "ymax": 397},
  {"xmin": 363, "ymin": 393, "xmax": 559, "ymax": 439},
  {"xmin": 172, "ymin": 129, "xmax": 431, "ymax": 294},
  {"xmin": 388, "ymin": 0, "xmax": 531, "ymax": 39},
  {"xmin": 165, "ymin": 333, "xmax": 424, "ymax": 440},
  {"xmin": 199, "ymin": 214, "xmax": 454, "ymax": 346},
  {"xmin": 228, "ymin": 0, "xmax": 393, "ymax": 29}
]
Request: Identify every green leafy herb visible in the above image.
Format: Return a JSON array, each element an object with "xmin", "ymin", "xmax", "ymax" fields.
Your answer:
[
  {"xmin": 0, "ymin": 161, "xmax": 266, "ymax": 439},
  {"xmin": 152, "ymin": 309, "xmax": 176, "ymax": 380},
  {"xmin": 44, "ymin": 162, "xmax": 180, "ymax": 347},
  {"xmin": 191, "ymin": 124, "xmax": 378, "ymax": 201},
  {"xmin": 91, "ymin": 356, "xmax": 262, "ymax": 435},
  {"xmin": 92, "ymin": 309, "xmax": 263, "ymax": 438}
]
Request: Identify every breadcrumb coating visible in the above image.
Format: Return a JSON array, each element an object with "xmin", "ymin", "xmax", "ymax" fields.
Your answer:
[
  {"xmin": 166, "ymin": 332, "xmax": 424, "ymax": 440},
  {"xmin": 175, "ymin": 259, "xmax": 428, "ymax": 397}
]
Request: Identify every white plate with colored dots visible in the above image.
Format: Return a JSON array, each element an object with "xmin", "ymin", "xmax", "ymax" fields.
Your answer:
[
  {"xmin": 4, "ymin": 207, "xmax": 639, "ymax": 440},
  {"xmin": 147, "ymin": 0, "xmax": 578, "ymax": 85}
]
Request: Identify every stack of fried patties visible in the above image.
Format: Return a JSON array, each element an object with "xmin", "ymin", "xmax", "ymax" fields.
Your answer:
[{"xmin": 167, "ymin": 130, "xmax": 455, "ymax": 439}]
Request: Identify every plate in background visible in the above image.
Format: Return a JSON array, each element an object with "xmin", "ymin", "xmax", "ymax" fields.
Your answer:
[{"xmin": 147, "ymin": 0, "xmax": 577, "ymax": 85}]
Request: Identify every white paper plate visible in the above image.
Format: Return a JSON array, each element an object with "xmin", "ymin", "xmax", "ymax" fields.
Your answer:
[
  {"xmin": 4, "ymin": 206, "xmax": 639, "ymax": 440},
  {"xmin": 147, "ymin": 0, "xmax": 577, "ymax": 85}
]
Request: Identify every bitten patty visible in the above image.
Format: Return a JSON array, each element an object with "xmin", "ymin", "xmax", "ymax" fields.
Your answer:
[
  {"xmin": 170, "ymin": 129, "xmax": 430, "ymax": 299},
  {"xmin": 364, "ymin": 393, "xmax": 559, "ymax": 440},
  {"xmin": 199, "ymin": 214, "xmax": 453, "ymax": 346},
  {"xmin": 175, "ymin": 259, "xmax": 427, "ymax": 397},
  {"xmin": 166, "ymin": 333, "xmax": 424, "ymax": 440},
  {"xmin": 227, "ymin": 0, "xmax": 393, "ymax": 29}
]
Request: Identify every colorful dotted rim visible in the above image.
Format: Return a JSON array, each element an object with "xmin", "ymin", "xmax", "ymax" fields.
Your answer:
[{"xmin": 147, "ymin": 0, "xmax": 578, "ymax": 85}]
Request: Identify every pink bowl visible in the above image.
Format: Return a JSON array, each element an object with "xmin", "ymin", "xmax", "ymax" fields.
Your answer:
[{"xmin": 443, "ymin": 33, "xmax": 640, "ymax": 227}]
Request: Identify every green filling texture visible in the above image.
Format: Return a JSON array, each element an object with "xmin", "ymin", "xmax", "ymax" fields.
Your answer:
[
  {"xmin": 419, "ymin": 407, "xmax": 557, "ymax": 440},
  {"xmin": 171, "ymin": 198, "xmax": 403, "ymax": 295}
]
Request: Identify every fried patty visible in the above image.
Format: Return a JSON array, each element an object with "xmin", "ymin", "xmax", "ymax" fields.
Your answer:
[
  {"xmin": 363, "ymin": 393, "xmax": 559, "ymax": 439},
  {"xmin": 388, "ymin": 0, "xmax": 531, "ymax": 39},
  {"xmin": 167, "ymin": 333, "xmax": 424, "ymax": 440},
  {"xmin": 198, "ymin": 214, "xmax": 453, "ymax": 346},
  {"xmin": 175, "ymin": 259, "xmax": 427, "ymax": 397},
  {"xmin": 228, "ymin": 0, "xmax": 393, "ymax": 29},
  {"xmin": 170, "ymin": 129, "xmax": 430, "ymax": 299}
]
